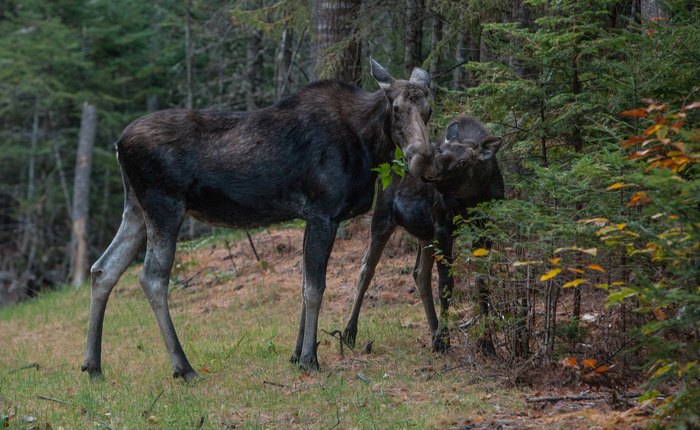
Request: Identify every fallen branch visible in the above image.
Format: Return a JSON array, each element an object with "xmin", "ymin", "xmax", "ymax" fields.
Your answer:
[
  {"xmin": 526, "ymin": 394, "xmax": 604, "ymax": 403},
  {"xmin": 37, "ymin": 395, "xmax": 67, "ymax": 404},
  {"xmin": 10, "ymin": 362, "xmax": 39, "ymax": 373},
  {"xmin": 425, "ymin": 363, "xmax": 466, "ymax": 381}
]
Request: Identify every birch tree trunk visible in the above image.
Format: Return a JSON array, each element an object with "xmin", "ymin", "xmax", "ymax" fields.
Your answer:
[{"xmin": 70, "ymin": 102, "xmax": 97, "ymax": 287}]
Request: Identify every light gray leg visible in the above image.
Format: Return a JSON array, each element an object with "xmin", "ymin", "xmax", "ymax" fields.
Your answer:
[
  {"xmin": 297, "ymin": 217, "xmax": 337, "ymax": 371},
  {"xmin": 342, "ymin": 224, "xmax": 395, "ymax": 348},
  {"xmin": 82, "ymin": 196, "xmax": 145, "ymax": 378},
  {"xmin": 139, "ymin": 202, "xmax": 197, "ymax": 381},
  {"xmin": 414, "ymin": 241, "xmax": 438, "ymax": 335}
]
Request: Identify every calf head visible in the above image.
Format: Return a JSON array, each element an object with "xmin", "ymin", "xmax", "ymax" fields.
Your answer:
[
  {"xmin": 370, "ymin": 58, "xmax": 435, "ymax": 179},
  {"xmin": 426, "ymin": 118, "xmax": 502, "ymax": 182}
]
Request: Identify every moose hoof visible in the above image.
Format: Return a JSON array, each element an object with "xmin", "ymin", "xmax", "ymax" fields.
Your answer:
[
  {"xmin": 342, "ymin": 328, "xmax": 357, "ymax": 349},
  {"xmin": 299, "ymin": 354, "xmax": 321, "ymax": 372},
  {"xmin": 432, "ymin": 333, "xmax": 451, "ymax": 353},
  {"xmin": 173, "ymin": 367, "xmax": 199, "ymax": 382},
  {"xmin": 81, "ymin": 363, "xmax": 103, "ymax": 380}
]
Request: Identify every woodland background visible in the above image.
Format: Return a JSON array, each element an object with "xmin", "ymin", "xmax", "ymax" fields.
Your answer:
[{"xmin": 0, "ymin": 0, "xmax": 698, "ymax": 426}]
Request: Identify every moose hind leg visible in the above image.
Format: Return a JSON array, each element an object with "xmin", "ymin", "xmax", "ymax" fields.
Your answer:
[
  {"xmin": 140, "ymin": 200, "xmax": 197, "ymax": 381},
  {"xmin": 82, "ymin": 199, "xmax": 145, "ymax": 378}
]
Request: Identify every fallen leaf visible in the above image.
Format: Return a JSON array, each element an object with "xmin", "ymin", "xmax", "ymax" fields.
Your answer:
[
  {"xmin": 595, "ymin": 365, "xmax": 610, "ymax": 374},
  {"xmin": 582, "ymin": 358, "xmax": 598, "ymax": 368},
  {"xmin": 561, "ymin": 356, "xmax": 577, "ymax": 368},
  {"xmin": 586, "ymin": 264, "xmax": 606, "ymax": 273},
  {"xmin": 472, "ymin": 248, "xmax": 489, "ymax": 257},
  {"xmin": 621, "ymin": 109, "xmax": 647, "ymax": 118},
  {"xmin": 548, "ymin": 257, "xmax": 561, "ymax": 265}
]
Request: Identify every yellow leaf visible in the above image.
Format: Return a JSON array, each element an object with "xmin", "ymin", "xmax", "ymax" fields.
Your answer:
[
  {"xmin": 472, "ymin": 248, "xmax": 489, "ymax": 257},
  {"xmin": 586, "ymin": 264, "xmax": 606, "ymax": 273},
  {"xmin": 578, "ymin": 217, "xmax": 608, "ymax": 224},
  {"xmin": 548, "ymin": 257, "xmax": 561, "ymax": 265},
  {"xmin": 563, "ymin": 278, "xmax": 587, "ymax": 288},
  {"xmin": 582, "ymin": 248, "xmax": 598, "ymax": 257},
  {"xmin": 540, "ymin": 268, "xmax": 561, "ymax": 282},
  {"xmin": 605, "ymin": 182, "xmax": 630, "ymax": 191},
  {"xmin": 512, "ymin": 261, "xmax": 543, "ymax": 267},
  {"xmin": 582, "ymin": 358, "xmax": 598, "ymax": 369},
  {"xmin": 567, "ymin": 268, "xmax": 584, "ymax": 274}
]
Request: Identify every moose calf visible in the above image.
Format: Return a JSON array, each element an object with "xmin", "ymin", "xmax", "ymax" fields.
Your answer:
[{"xmin": 343, "ymin": 116, "xmax": 504, "ymax": 352}]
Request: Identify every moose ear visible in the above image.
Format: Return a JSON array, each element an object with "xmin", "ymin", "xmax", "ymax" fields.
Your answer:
[
  {"xmin": 370, "ymin": 57, "xmax": 394, "ymax": 90},
  {"xmin": 444, "ymin": 121, "xmax": 459, "ymax": 143},
  {"xmin": 409, "ymin": 67, "xmax": 431, "ymax": 89},
  {"xmin": 479, "ymin": 136, "xmax": 503, "ymax": 160}
]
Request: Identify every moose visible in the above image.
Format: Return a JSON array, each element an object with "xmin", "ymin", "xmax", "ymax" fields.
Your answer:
[
  {"xmin": 342, "ymin": 116, "xmax": 504, "ymax": 352},
  {"xmin": 81, "ymin": 59, "xmax": 435, "ymax": 381}
]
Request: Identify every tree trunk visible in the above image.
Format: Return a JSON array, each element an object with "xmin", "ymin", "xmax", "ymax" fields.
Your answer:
[
  {"xmin": 21, "ymin": 96, "xmax": 40, "ymax": 255},
  {"xmin": 275, "ymin": 28, "xmax": 293, "ymax": 101},
  {"xmin": 429, "ymin": 11, "xmax": 442, "ymax": 94},
  {"xmin": 310, "ymin": 0, "xmax": 362, "ymax": 84},
  {"xmin": 70, "ymin": 102, "xmax": 97, "ymax": 287},
  {"xmin": 404, "ymin": 0, "xmax": 424, "ymax": 76},
  {"xmin": 245, "ymin": 29, "xmax": 263, "ymax": 110},
  {"xmin": 184, "ymin": 0, "xmax": 194, "ymax": 111}
]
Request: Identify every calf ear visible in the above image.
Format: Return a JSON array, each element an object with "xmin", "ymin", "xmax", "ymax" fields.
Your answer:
[
  {"xmin": 479, "ymin": 136, "xmax": 503, "ymax": 160},
  {"xmin": 410, "ymin": 67, "xmax": 431, "ymax": 89},
  {"xmin": 370, "ymin": 57, "xmax": 394, "ymax": 90},
  {"xmin": 444, "ymin": 121, "xmax": 459, "ymax": 143}
]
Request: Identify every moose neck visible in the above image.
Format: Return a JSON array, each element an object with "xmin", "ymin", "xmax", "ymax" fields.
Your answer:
[{"xmin": 347, "ymin": 89, "xmax": 394, "ymax": 165}]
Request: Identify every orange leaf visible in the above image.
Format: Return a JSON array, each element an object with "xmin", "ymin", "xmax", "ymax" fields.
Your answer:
[
  {"xmin": 627, "ymin": 191, "xmax": 652, "ymax": 207},
  {"xmin": 582, "ymin": 358, "xmax": 598, "ymax": 369},
  {"xmin": 200, "ymin": 367, "xmax": 211, "ymax": 374},
  {"xmin": 621, "ymin": 109, "xmax": 647, "ymax": 118},
  {"xmin": 548, "ymin": 257, "xmax": 561, "ymax": 265},
  {"xmin": 594, "ymin": 365, "xmax": 610, "ymax": 374},
  {"xmin": 644, "ymin": 124, "xmax": 662, "ymax": 136},
  {"xmin": 622, "ymin": 136, "xmax": 645, "ymax": 147},
  {"xmin": 586, "ymin": 264, "xmax": 606, "ymax": 273},
  {"xmin": 606, "ymin": 182, "xmax": 626, "ymax": 190},
  {"xmin": 540, "ymin": 268, "xmax": 561, "ymax": 281},
  {"xmin": 653, "ymin": 308, "xmax": 667, "ymax": 321},
  {"xmin": 561, "ymin": 356, "xmax": 577, "ymax": 368},
  {"xmin": 670, "ymin": 118, "xmax": 685, "ymax": 131},
  {"xmin": 567, "ymin": 268, "xmax": 584, "ymax": 275}
]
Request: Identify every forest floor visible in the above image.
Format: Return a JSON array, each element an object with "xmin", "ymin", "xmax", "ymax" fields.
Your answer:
[{"xmin": 1, "ymin": 215, "xmax": 654, "ymax": 429}]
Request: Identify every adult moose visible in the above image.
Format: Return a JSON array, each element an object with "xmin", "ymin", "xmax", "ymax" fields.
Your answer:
[
  {"xmin": 342, "ymin": 116, "xmax": 504, "ymax": 353},
  {"xmin": 81, "ymin": 59, "xmax": 434, "ymax": 381}
]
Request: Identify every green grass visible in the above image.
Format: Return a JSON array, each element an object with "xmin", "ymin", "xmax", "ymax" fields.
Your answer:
[{"xmin": 1, "ymin": 265, "xmax": 523, "ymax": 429}]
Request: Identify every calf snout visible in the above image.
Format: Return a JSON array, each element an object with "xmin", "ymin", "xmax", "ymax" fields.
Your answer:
[{"xmin": 405, "ymin": 142, "xmax": 435, "ymax": 178}]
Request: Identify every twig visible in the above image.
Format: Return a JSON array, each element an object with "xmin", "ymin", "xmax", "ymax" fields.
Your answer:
[
  {"xmin": 263, "ymin": 380, "xmax": 288, "ymax": 388},
  {"xmin": 325, "ymin": 410, "xmax": 340, "ymax": 430},
  {"xmin": 37, "ymin": 395, "xmax": 67, "ymax": 404},
  {"xmin": 425, "ymin": 363, "xmax": 466, "ymax": 380},
  {"xmin": 526, "ymin": 394, "xmax": 604, "ymax": 403},
  {"xmin": 223, "ymin": 240, "xmax": 237, "ymax": 274},
  {"xmin": 356, "ymin": 371, "xmax": 370, "ymax": 383},
  {"xmin": 147, "ymin": 390, "xmax": 165, "ymax": 413},
  {"xmin": 322, "ymin": 329, "xmax": 349, "ymax": 358},
  {"xmin": 246, "ymin": 231, "xmax": 261, "ymax": 262},
  {"xmin": 10, "ymin": 362, "xmax": 39, "ymax": 373}
]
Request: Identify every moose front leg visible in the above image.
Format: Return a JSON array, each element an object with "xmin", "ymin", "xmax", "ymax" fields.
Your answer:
[{"xmin": 296, "ymin": 217, "xmax": 337, "ymax": 371}]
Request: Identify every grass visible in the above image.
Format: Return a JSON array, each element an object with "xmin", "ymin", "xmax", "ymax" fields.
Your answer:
[{"xmin": 1, "ymin": 237, "xmax": 524, "ymax": 429}]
